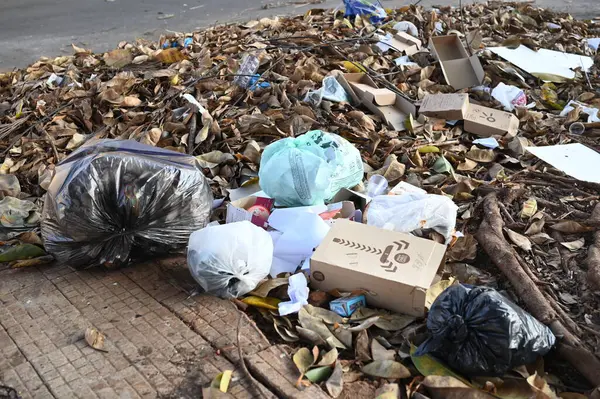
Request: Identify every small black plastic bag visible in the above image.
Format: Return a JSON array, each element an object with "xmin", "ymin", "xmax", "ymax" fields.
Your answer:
[
  {"xmin": 41, "ymin": 139, "xmax": 213, "ymax": 269},
  {"xmin": 416, "ymin": 284, "xmax": 555, "ymax": 376}
]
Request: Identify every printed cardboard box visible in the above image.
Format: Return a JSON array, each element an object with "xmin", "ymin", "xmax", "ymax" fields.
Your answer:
[
  {"xmin": 464, "ymin": 104, "xmax": 520, "ymax": 138},
  {"xmin": 310, "ymin": 219, "xmax": 446, "ymax": 316}
]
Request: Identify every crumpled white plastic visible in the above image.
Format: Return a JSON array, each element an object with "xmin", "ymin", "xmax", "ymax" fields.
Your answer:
[
  {"xmin": 473, "ymin": 137, "xmax": 500, "ymax": 149},
  {"xmin": 187, "ymin": 221, "xmax": 273, "ymax": 298},
  {"xmin": 393, "ymin": 21, "xmax": 419, "ymax": 37},
  {"xmin": 491, "ymin": 82, "xmax": 527, "ymax": 112},
  {"xmin": 304, "ymin": 76, "xmax": 350, "ymax": 107},
  {"xmin": 560, "ymin": 100, "xmax": 600, "ymax": 123},
  {"xmin": 366, "ymin": 192, "xmax": 458, "ymax": 243},
  {"xmin": 278, "ymin": 273, "xmax": 310, "ymax": 316}
]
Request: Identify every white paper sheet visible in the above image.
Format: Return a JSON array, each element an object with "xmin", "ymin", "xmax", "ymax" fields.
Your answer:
[
  {"xmin": 526, "ymin": 144, "xmax": 600, "ymax": 183},
  {"xmin": 488, "ymin": 46, "xmax": 594, "ymax": 81},
  {"xmin": 268, "ymin": 211, "xmax": 330, "ymax": 277}
]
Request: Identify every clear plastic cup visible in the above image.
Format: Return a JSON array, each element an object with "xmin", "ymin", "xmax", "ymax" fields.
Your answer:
[{"xmin": 367, "ymin": 174, "xmax": 388, "ymax": 197}]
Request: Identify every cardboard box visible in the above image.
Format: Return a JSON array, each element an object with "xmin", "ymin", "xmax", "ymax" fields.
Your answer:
[
  {"xmin": 387, "ymin": 32, "xmax": 422, "ymax": 56},
  {"xmin": 310, "ymin": 219, "xmax": 446, "ymax": 317},
  {"xmin": 464, "ymin": 104, "xmax": 519, "ymax": 138},
  {"xmin": 336, "ymin": 73, "xmax": 417, "ymax": 131},
  {"xmin": 329, "ymin": 295, "xmax": 367, "ymax": 317},
  {"xmin": 226, "ymin": 196, "xmax": 275, "ymax": 228},
  {"xmin": 429, "ymin": 35, "xmax": 484, "ymax": 90},
  {"xmin": 419, "ymin": 93, "xmax": 469, "ymax": 120}
]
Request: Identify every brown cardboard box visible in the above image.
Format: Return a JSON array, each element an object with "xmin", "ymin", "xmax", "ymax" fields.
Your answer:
[
  {"xmin": 429, "ymin": 35, "xmax": 484, "ymax": 90},
  {"xmin": 464, "ymin": 104, "xmax": 519, "ymax": 138},
  {"xmin": 336, "ymin": 73, "xmax": 417, "ymax": 131},
  {"xmin": 387, "ymin": 32, "xmax": 422, "ymax": 56},
  {"xmin": 310, "ymin": 219, "xmax": 446, "ymax": 316},
  {"xmin": 419, "ymin": 93, "xmax": 469, "ymax": 120}
]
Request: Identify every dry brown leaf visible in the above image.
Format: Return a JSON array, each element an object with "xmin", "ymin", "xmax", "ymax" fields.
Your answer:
[
  {"xmin": 85, "ymin": 327, "xmax": 108, "ymax": 352},
  {"xmin": 104, "ymin": 49, "xmax": 133, "ymax": 68}
]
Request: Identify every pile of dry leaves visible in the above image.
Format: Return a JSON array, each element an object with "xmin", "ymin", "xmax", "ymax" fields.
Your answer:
[{"xmin": 1, "ymin": 1, "xmax": 600, "ymax": 398}]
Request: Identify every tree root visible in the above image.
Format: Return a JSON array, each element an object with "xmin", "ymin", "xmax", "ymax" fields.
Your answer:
[
  {"xmin": 476, "ymin": 193, "xmax": 600, "ymax": 386},
  {"xmin": 586, "ymin": 204, "xmax": 600, "ymax": 291}
]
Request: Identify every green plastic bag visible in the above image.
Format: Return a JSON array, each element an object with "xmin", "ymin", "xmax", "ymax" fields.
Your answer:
[{"xmin": 258, "ymin": 130, "xmax": 364, "ymax": 207}]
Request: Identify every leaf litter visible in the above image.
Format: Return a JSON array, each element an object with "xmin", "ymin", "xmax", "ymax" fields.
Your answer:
[{"xmin": 1, "ymin": 1, "xmax": 600, "ymax": 398}]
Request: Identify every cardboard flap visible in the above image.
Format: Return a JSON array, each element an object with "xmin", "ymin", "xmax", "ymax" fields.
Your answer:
[
  {"xmin": 430, "ymin": 35, "xmax": 469, "ymax": 61},
  {"xmin": 439, "ymin": 58, "xmax": 483, "ymax": 90},
  {"xmin": 349, "ymin": 83, "xmax": 396, "ymax": 106},
  {"xmin": 395, "ymin": 31, "xmax": 422, "ymax": 48},
  {"xmin": 469, "ymin": 55, "xmax": 486, "ymax": 84}
]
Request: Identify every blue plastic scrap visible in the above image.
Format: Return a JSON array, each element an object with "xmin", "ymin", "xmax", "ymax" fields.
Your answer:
[
  {"xmin": 343, "ymin": 0, "xmax": 387, "ymax": 24},
  {"xmin": 248, "ymin": 74, "xmax": 271, "ymax": 90}
]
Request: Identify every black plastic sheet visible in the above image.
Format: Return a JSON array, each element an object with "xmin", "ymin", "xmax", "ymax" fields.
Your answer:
[
  {"xmin": 41, "ymin": 139, "xmax": 212, "ymax": 269},
  {"xmin": 416, "ymin": 284, "xmax": 556, "ymax": 376}
]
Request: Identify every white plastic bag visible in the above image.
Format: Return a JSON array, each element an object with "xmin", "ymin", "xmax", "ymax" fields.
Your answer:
[
  {"xmin": 393, "ymin": 21, "xmax": 419, "ymax": 37},
  {"xmin": 187, "ymin": 221, "xmax": 273, "ymax": 298},
  {"xmin": 304, "ymin": 76, "xmax": 350, "ymax": 107},
  {"xmin": 366, "ymin": 192, "xmax": 458, "ymax": 243},
  {"xmin": 491, "ymin": 82, "xmax": 527, "ymax": 112}
]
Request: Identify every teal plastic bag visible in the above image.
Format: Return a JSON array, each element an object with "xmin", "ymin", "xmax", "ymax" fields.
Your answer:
[{"xmin": 258, "ymin": 130, "xmax": 364, "ymax": 207}]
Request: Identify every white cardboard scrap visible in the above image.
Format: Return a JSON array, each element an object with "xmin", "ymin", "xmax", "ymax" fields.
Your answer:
[
  {"xmin": 526, "ymin": 143, "xmax": 600, "ymax": 184},
  {"xmin": 488, "ymin": 46, "xmax": 594, "ymax": 81}
]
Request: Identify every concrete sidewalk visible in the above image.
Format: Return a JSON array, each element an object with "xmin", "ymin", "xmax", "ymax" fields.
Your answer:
[{"xmin": 0, "ymin": 258, "xmax": 328, "ymax": 399}]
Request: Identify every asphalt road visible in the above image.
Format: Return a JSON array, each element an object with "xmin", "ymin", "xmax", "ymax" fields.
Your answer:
[{"xmin": 0, "ymin": 0, "xmax": 598, "ymax": 70}]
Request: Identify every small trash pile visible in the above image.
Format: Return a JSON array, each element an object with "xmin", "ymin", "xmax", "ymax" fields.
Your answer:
[{"xmin": 1, "ymin": 1, "xmax": 600, "ymax": 397}]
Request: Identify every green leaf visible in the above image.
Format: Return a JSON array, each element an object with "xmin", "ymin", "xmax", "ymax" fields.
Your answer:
[
  {"xmin": 433, "ymin": 156, "xmax": 454, "ymax": 174},
  {"xmin": 0, "ymin": 244, "xmax": 45, "ymax": 262},
  {"xmin": 305, "ymin": 366, "xmax": 333, "ymax": 383},
  {"xmin": 362, "ymin": 360, "xmax": 411, "ymax": 379},
  {"xmin": 410, "ymin": 345, "xmax": 469, "ymax": 385}
]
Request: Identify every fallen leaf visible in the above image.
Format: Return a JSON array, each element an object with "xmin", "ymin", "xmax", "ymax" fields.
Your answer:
[
  {"xmin": 156, "ymin": 48, "xmax": 186, "ymax": 64},
  {"xmin": 293, "ymin": 347, "xmax": 315, "ymax": 378},
  {"xmin": 375, "ymin": 384, "xmax": 401, "ymax": 399},
  {"xmin": 526, "ymin": 373, "xmax": 560, "ymax": 399},
  {"xmin": 305, "ymin": 366, "xmax": 333, "ymax": 383},
  {"xmin": 466, "ymin": 146, "xmax": 496, "ymax": 163},
  {"xmin": 250, "ymin": 278, "xmax": 289, "ymax": 297},
  {"xmin": 551, "ymin": 221, "xmax": 593, "ymax": 233},
  {"xmin": 433, "ymin": 156, "xmax": 454, "ymax": 174},
  {"xmin": 410, "ymin": 345, "xmax": 469, "ymax": 384},
  {"xmin": 505, "ymin": 229, "xmax": 532, "ymax": 251},
  {"xmin": 426, "ymin": 278, "xmax": 458, "ymax": 309},
  {"xmin": 298, "ymin": 306, "xmax": 346, "ymax": 349},
  {"xmin": 218, "ymin": 370, "xmax": 233, "ymax": 392},
  {"xmin": 448, "ymin": 234, "xmax": 477, "ymax": 261},
  {"xmin": 304, "ymin": 304, "xmax": 343, "ymax": 324},
  {"xmin": 85, "ymin": 327, "xmax": 107, "ymax": 352},
  {"xmin": 355, "ymin": 330, "xmax": 371, "ymax": 362},
  {"xmin": 326, "ymin": 362, "xmax": 344, "ymax": 398},
  {"xmin": 0, "ymin": 244, "xmax": 46, "ymax": 262},
  {"xmin": 362, "ymin": 360, "xmax": 411, "ymax": 379},
  {"xmin": 374, "ymin": 314, "xmax": 415, "ymax": 331},
  {"xmin": 422, "ymin": 375, "xmax": 495, "ymax": 399},
  {"xmin": 371, "ymin": 339, "xmax": 395, "ymax": 361},
  {"xmin": 342, "ymin": 61, "xmax": 367, "ymax": 73},
  {"xmin": 103, "ymin": 49, "xmax": 133, "ymax": 68},
  {"xmin": 296, "ymin": 326, "xmax": 326, "ymax": 346},
  {"xmin": 560, "ymin": 238, "xmax": 585, "ymax": 251},
  {"xmin": 317, "ymin": 348, "xmax": 339, "ymax": 366},
  {"xmin": 419, "ymin": 145, "xmax": 440, "ymax": 153},
  {"xmin": 457, "ymin": 158, "xmax": 478, "ymax": 171},
  {"xmin": 558, "ymin": 292, "xmax": 578, "ymax": 305},
  {"xmin": 11, "ymin": 255, "xmax": 54, "ymax": 268},
  {"xmin": 241, "ymin": 296, "xmax": 281, "ymax": 310},
  {"xmin": 66, "ymin": 133, "xmax": 86, "ymax": 150}
]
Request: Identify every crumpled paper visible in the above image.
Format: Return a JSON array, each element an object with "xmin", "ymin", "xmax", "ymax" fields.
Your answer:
[{"xmin": 278, "ymin": 273, "xmax": 309, "ymax": 316}]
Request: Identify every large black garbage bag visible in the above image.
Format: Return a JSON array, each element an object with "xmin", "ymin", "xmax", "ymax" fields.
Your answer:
[
  {"xmin": 415, "ymin": 284, "xmax": 555, "ymax": 376},
  {"xmin": 41, "ymin": 139, "xmax": 213, "ymax": 269}
]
